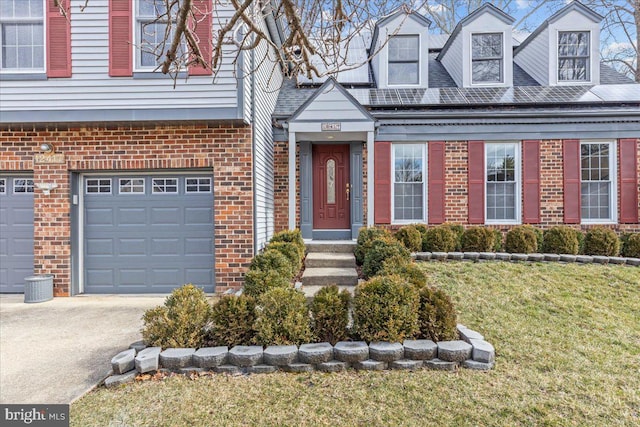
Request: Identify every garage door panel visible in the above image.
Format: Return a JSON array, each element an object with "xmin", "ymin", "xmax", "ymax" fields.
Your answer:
[
  {"xmin": 185, "ymin": 269, "xmax": 214, "ymax": 286},
  {"xmin": 119, "ymin": 238, "xmax": 146, "ymax": 255},
  {"xmin": 86, "ymin": 269, "xmax": 114, "ymax": 287},
  {"xmin": 185, "ymin": 207, "xmax": 213, "ymax": 224},
  {"xmin": 85, "ymin": 208, "xmax": 114, "ymax": 226},
  {"xmin": 151, "ymin": 238, "xmax": 181, "ymax": 255},
  {"xmin": 117, "ymin": 208, "xmax": 147, "ymax": 226},
  {"xmin": 151, "ymin": 207, "xmax": 181, "ymax": 225},
  {"xmin": 86, "ymin": 238, "xmax": 113, "ymax": 256},
  {"xmin": 153, "ymin": 269, "xmax": 180, "ymax": 286},
  {"xmin": 185, "ymin": 238, "xmax": 213, "ymax": 255},
  {"xmin": 119, "ymin": 269, "xmax": 147, "ymax": 286}
]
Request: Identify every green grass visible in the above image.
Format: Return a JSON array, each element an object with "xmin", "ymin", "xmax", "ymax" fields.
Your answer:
[{"xmin": 71, "ymin": 262, "xmax": 640, "ymax": 426}]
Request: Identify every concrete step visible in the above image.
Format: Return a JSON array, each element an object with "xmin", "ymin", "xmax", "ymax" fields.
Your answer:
[
  {"xmin": 302, "ymin": 267, "xmax": 358, "ymax": 287},
  {"xmin": 305, "ymin": 241, "xmax": 356, "ymax": 254},
  {"xmin": 302, "ymin": 285, "xmax": 355, "ymax": 298},
  {"xmin": 305, "ymin": 252, "xmax": 356, "ymax": 268}
]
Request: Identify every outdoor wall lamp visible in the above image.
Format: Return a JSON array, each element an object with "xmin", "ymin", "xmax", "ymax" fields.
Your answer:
[
  {"xmin": 40, "ymin": 143, "xmax": 55, "ymax": 154},
  {"xmin": 35, "ymin": 182, "xmax": 58, "ymax": 196}
]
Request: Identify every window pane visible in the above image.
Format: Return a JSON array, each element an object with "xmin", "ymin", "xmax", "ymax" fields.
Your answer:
[
  {"xmin": 581, "ymin": 182, "xmax": 610, "ymax": 220},
  {"xmin": 139, "ymin": 0, "xmax": 170, "ymax": 16},
  {"xmin": 393, "ymin": 144, "xmax": 424, "ymax": 221},
  {"xmin": 486, "ymin": 143, "xmax": 518, "ymax": 221},
  {"xmin": 580, "ymin": 143, "xmax": 612, "ymax": 220},
  {"xmin": 1, "ymin": 23, "xmax": 44, "ymax": 70},
  {"xmin": 388, "ymin": 62, "xmax": 418, "ymax": 85},
  {"xmin": 558, "ymin": 31, "xmax": 589, "ymax": 81},
  {"xmin": 388, "ymin": 36, "xmax": 419, "ymax": 61},
  {"xmin": 472, "ymin": 33, "xmax": 502, "ymax": 59},
  {"xmin": 472, "ymin": 59, "xmax": 502, "ymax": 83}
]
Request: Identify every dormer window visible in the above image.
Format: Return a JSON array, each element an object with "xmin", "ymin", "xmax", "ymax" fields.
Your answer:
[
  {"xmin": 558, "ymin": 31, "xmax": 590, "ymax": 81},
  {"xmin": 388, "ymin": 35, "xmax": 419, "ymax": 85},
  {"xmin": 471, "ymin": 33, "xmax": 503, "ymax": 84}
]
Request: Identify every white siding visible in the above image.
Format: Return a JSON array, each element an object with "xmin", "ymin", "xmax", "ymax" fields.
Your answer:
[
  {"xmin": 440, "ymin": 32, "xmax": 463, "ymax": 87},
  {"xmin": 295, "ymin": 88, "xmax": 369, "ymax": 121},
  {"xmin": 514, "ymin": 27, "xmax": 550, "ymax": 85}
]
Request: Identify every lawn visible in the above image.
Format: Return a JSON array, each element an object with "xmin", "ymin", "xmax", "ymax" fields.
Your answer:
[{"xmin": 71, "ymin": 262, "xmax": 640, "ymax": 426}]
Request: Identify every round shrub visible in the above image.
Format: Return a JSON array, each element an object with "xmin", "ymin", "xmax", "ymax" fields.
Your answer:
[
  {"xmin": 413, "ymin": 224, "xmax": 428, "ymax": 248},
  {"xmin": 270, "ymin": 229, "xmax": 305, "ymax": 259},
  {"xmin": 492, "ymin": 229, "xmax": 504, "ymax": 251},
  {"xmin": 362, "ymin": 237, "xmax": 411, "ymax": 279},
  {"xmin": 460, "ymin": 227, "xmax": 496, "ymax": 252},
  {"xmin": 541, "ymin": 226, "xmax": 580, "ymax": 255},
  {"xmin": 243, "ymin": 268, "xmax": 290, "ymax": 298},
  {"xmin": 446, "ymin": 224, "xmax": 465, "ymax": 251},
  {"xmin": 310, "ymin": 285, "xmax": 351, "ymax": 345},
  {"xmin": 355, "ymin": 227, "xmax": 392, "ymax": 265},
  {"xmin": 423, "ymin": 225, "xmax": 457, "ymax": 252},
  {"xmin": 621, "ymin": 233, "xmax": 640, "ymax": 258},
  {"xmin": 417, "ymin": 286, "xmax": 458, "ymax": 342},
  {"xmin": 394, "ymin": 225, "xmax": 423, "ymax": 252},
  {"xmin": 249, "ymin": 249, "xmax": 293, "ymax": 279},
  {"xmin": 142, "ymin": 284, "xmax": 212, "ymax": 348},
  {"xmin": 207, "ymin": 295, "xmax": 256, "ymax": 347},
  {"xmin": 583, "ymin": 226, "xmax": 620, "ymax": 256},
  {"xmin": 380, "ymin": 257, "xmax": 428, "ymax": 289},
  {"xmin": 352, "ymin": 275, "xmax": 420, "ymax": 343},
  {"xmin": 266, "ymin": 241, "xmax": 302, "ymax": 276},
  {"xmin": 505, "ymin": 225, "xmax": 538, "ymax": 254},
  {"xmin": 253, "ymin": 287, "xmax": 313, "ymax": 346}
]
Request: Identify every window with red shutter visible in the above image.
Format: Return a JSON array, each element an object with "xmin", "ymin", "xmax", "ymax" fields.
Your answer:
[
  {"xmin": 374, "ymin": 142, "xmax": 392, "ymax": 224},
  {"xmin": 563, "ymin": 139, "xmax": 581, "ymax": 223},
  {"xmin": 189, "ymin": 0, "xmax": 212, "ymax": 76},
  {"xmin": 109, "ymin": 0, "xmax": 132, "ymax": 76},
  {"xmin": 522, "ymin": 140, "xmax": 541, "ymax": 223},
  {"xmin": 468, "ymin": 141, "xmax": 485, "ymax": 224},
  {"xmin": 618, "ymin": 138, "xmax": 639, "ymax": 224},
  {"xmin": 46, "ymin": 0, "xmax": 71, "ymax": 78},
  {"xmin": 428, "ymin": 142, "xmax": 445, "ymax": 224}
]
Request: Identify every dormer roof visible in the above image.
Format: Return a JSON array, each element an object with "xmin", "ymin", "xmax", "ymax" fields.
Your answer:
[{"xmin": 370, "ymin": 7, "xmax": 432, "ymax": 53}]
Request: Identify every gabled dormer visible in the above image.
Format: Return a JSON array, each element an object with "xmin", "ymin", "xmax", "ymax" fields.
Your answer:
[
  {"xmin": 514, "ymin": 1, "xmax": 602, "ymax": 86},
  {"xmin": 437, "ymin": 3, "xmax": 515, "ymax": 88},
  {"xmin": 370, "ymin": 8, "xmax": 431, "ymax": 89}
]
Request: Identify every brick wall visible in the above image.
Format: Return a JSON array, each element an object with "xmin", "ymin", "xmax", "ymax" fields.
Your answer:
[{"xmin": 0, "ymin": 123, "xmax": 254, "ymax": 295}]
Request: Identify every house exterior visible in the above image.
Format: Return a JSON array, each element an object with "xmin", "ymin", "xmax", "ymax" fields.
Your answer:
[
  {"xmin": 0, "ymin": 0, "xmax": 283, "ymax": 295},
  {"xmin": 272, "ymin": 1, "xmax": 640, "ymax": 241}
]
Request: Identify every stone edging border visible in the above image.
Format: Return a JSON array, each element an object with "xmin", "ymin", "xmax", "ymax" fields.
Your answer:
[
  {"xmin": 103, "ymin": 325, "xmax": 494, "ymax": 387},
  {"xmin": 412, "ymin": 251, "xmax": 640, "ymax": 266}
]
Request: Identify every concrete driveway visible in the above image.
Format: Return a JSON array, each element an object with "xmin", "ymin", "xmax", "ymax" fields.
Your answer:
[{"xmin": 0, "ymin": 294, "xmax": 166, "ymax": 404}]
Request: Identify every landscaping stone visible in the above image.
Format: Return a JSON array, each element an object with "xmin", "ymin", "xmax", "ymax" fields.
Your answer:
[
  {"xmin": 193, "ymin": 346, "xmax": 228, "ymax": 368},
  {"xmin": 178, "ymin": 367, "xmax": 204, "ymax": 375},
  {"xmin": 104, "ymin": 371, "xmax": 137, "ymax": 388},
  {"xmin": 111, "ymin": 348, "xmax": 136, "ymax": 375},
  {"xmin": 479, "ymin": 252, "xmax": 496, "ymax": 260},
  {"xmin": 410, "ymin": 253, "xmax": 417, "ymax": 261},
  {"xmin": 592, "ymin": 255, "xmax": 609, "ymax": 264},
  {"xmin": 576, "ymin": 255, "xmax": 594, "ymax": 264},
  {"xmin": 608, "ymin": 257, "xmax": 626, "ymax": 265},
  {"xmin": 448, "ymin": 252, "xmax": 464, "ymax": 260},
  {"xmin": 215, "ymin": 365, "xmax": 242, "ymax": 375},
  {"xmin": 559, "ymin": 254, "xmax": 577, "ymax": 263},
  {"xmin": 228, "ymin": 346, "xmax": 263, "ymax": 367},
  {"xmin": 457, "ymin": 326, "xmax": 484, "ymax": 343},
  {"xmin": 248, "ymin": 365, "xmax": 278, "ymax": 374},
  {"xmin": 495, "ymin": 253, "xmax": 511, "ymax": 261},
  {"xmin": 462, "ymin": 360, "xmax": 495, "ymax": 371},
  {"xmin": 510, "ymin": 253, "xmax": 528, "ymax": 262},
  {"xmin": 369, "ymin": 342, "xmax": 404, "ymax": 362},
  {"xmin": 160, "ymin": 348, "xmax": 195, "ymax": 370},
  {"xmin": 463, "ymin": 252, "xmax": 480, "ymax": 261},
  {"xmin": 317, "ymin": 361, "xmax": 347, "ymax": 373},
  {"xmin": 352, "ymin": 360, "xmax": 387, "ymax": 371},
  {"xmin": 135, "ymin": 346, "xmax": 161, "ymax": 373},
  {"xmin": 390, "ymin": 359, "xmax": 423, "ymax": 370},
  {"xmin": 470, "ymin": 339, "xmax": 495, "ymax": 363},
  {"xmin": 129, "ymin": 340, "xmax": 146, "ymax": 353},
  {"xmin": 626, "ymin": 258, "xmax": 640, "ymax": 266},
  {"xmin": 298, "ymin": 343, "xmax": 334, "ymax": 364},
  {"xmin": 283, "ymin": 363, "xmax": 314, "ymax": 373},
  {"xmin": 437, "ymin": 341, "xmax": 472, "ymax": 362},
  {"xmin": 403, "ymin": 339, "xmax": 437, "ymax": 360},
  {"xmin": 431, "ymin": 252, "xmax": 448, "ymax": 261},
  {"xmin": 527, "ymin": 253, "xmax": 545, "ymax": 262},
  {"xmin": 264, "ymin": 345, "xmax": 298, "ymax": 366},
  {"xmin": 543, "ymin": 254, "xmax": 561, "ymax": 262},
  {"xmin": 415, "ymin": 252, "xmax": 432, "ymax": 261},
  {"xmin": 334, "ymin": 341, "xmax": 369, "ymax": 363},
  {"xmin": 424, "ymin": 359, "xmax": 458, "ymax": 371}
]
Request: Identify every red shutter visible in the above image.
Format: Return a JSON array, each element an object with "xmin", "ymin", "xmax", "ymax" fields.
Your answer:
[
  {"xmin": 374, "ymin": 142, "xmax": 392, "ymax": 224},
  {"xmin": 563, "ymin": 139, "xmax": 581, "ymax": 224},
  {"xmin": 619, "ymin": 138, "xmax": 639, "ymax": 223},
  {"xmin": 468, "ymin": 141, "xmax": 485, "ymax": 224},
  {"xmin": 189, "ymin": 0, "xmax": 212, "ymax": 76},
  {"xmin": 522, "ymin": 140, "xmax": 541, "ymax": 223},
  {"xmin": 428, "ymin": 142, "xmax": 445, "ymax": 224},
  {"xmin": 46, "ymin": 0, "xmax": 71, "ymax": 78},
  {"xmin": 109, "ymin": 0, "xmax": 132, "ymax": 77}
]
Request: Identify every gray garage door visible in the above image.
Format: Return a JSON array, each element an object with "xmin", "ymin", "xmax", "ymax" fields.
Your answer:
[
  {"xmin": 0, "ymin": 176, "xmax": 34, "ymax": 293},
  {"xmin": 83, "ymin": 175, "xmax": 214, "ymax": 293}
]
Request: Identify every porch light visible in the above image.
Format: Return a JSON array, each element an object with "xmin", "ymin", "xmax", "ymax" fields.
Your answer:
[{"xmin": 40, "ymin": 143, "xmax": 54, "ymax": 154}]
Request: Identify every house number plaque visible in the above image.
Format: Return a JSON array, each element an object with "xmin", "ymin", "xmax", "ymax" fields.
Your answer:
[
  {"xmin": 321, "ymin": 122, "xmax": 341, "ymax": 131},
  {"xmin": 34, "ymin": 153, "xmax": 65, "ymax": 164}
]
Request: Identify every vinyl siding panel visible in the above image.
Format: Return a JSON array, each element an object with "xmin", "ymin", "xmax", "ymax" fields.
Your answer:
[
  {"xmin": 440, "ymin": 33, "xmax": 463, "ymax": 87},
  {"xmin": 514, "ymin": 27, "xmax": 550, "ymax": 85},
  {"xmin": 295, "ymin": 89, "xmax": 369, "ymax": 121}
]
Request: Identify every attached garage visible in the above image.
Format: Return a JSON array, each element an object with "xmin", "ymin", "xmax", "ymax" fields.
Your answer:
[
  {"xmin": 0, "ymin": 175, "xmax": 34, "ymax": 293},
  {"xmin": 82, "ymin": 174, "xmax": 215, "ymax": 294}
]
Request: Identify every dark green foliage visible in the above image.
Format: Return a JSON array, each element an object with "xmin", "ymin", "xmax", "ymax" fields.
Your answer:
[
  {"xmin": 207, "ymin": 295, "xmax": 256, "ymax": 347},
  {"xmin": 243, "ymin": 268, "xmax": 291, "ymax": 298},
  {"xmin": 492, "ymin": 229, "xmax": 504, "ymax": 251},
  {"xmin": 270, "ymin": 229, "xmax": 305, "ymax": 259},
  {"xmin": 413, "ymin": 224, "xmax": 428, "ymax": 249},
  {"xmin": 249, "ymin": 249, "xmax": 293, "ymax": 279},
  {"xmin": 541, "ymin": 226, "xmax": 581, "ymax": 255},
  {"xmin": 379, "ymin": 257, "xmax": 429, "ymax": 289},
  {"xmin": 460, "ymin": 227, "xmax": 496, "ymax": 252},
  {"xmin": 352, "ymin": 275, "xmax": 420, "ymax": 343},
  {"xmin": 583, "ymin": 226, "xmax": 620, "ymax": 256},
  {"xmin": 310, "ymin": 285, "xmax": 351, "ymax": 345},
  {"xmin": 417, "ymin": 286, "xmax": 458, "ymax": 342},
  {"xmin": 355, "ymin": 227, "xmax": 392, "ymax": 265},
  {"xmin": 142, "ymin": 284, "xmax": 212, "ymax": 348},
  {"xmin": 394, "ymin": 225, "xmax": 423, "ymax": 252},
  {"xmin": 266, "ymin": 241, "xmax": 302, "ymax": 276},
  {"xmin": 423, "ymin": 225, "xmax": 458, "ymax": 252},
  {"xmin": 505, "ymin": 226, "xmax": 538, "ymax": 254},
  {"xmin": 253, "ymin": 287, "xmax": 313, "ymax": 346},
  {"xmin": 621, "ymin": 233, "xmax": 640, "ymax": 258},
  {"xmin": 446, "ymin": 224, "xmax": 465, "ymax": 251},
  {"xmin": 362, "ymin": 237, "xmax": 411, "ymax": 279}
]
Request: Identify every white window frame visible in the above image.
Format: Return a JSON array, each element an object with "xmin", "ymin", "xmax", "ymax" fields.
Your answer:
[
  {"xmin": 0, "ymin": 0, "xmax": 46, "ymax": 73},
  {"xmin": 85, "ymin": 178, "xmax": 112, "ymax": 195},
  {"xmin": 484, "ymin": 141, "xmax": 521, "ymax": 225},
  {"xmin": 0, "ymin": 178, "xmax": 6, "ymax": 194},
  {"xmin": 118, "ymin": 178, "xmax": 145, "ymax": 195},
  {"xmin": 133, "ymin": 0, "xmax": 182, "ymax": 72},
  {"xmin": 470, "ymin": 32, "xmax": 504, "ymax": 86},
  {"xmin": 391, "ymin": 143, "xmax": 427, "ymax": 224},
  {"xmin": 12, "ymin": 178, "xmax": 34, "ymax": 194},
  {"xmin": 185, "ymin": 177, "xmax": 212, "ymax": 194},
  {"xmin": 557, "ymin": 30, "xmax": 591, "ymax": 84},
  {"xmin": 580, "ymin": 140, "xmax": 617, "ymax": 224},
  {"xmin": 152, "ymin": 177, "xmax": 179, "ymax": 194},
  {"xmin": 387, "ymin": 35, "xmax": 421, "ymax": 87}
]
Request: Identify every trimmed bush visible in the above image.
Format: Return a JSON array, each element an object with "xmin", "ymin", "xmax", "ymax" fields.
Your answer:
[
  {"xmin": 310, "ymin": 285, "xmax": 351, "ymax": 345},
  {"xmin": 379, "ymin": 257, "xmax": 429, "ymax": 289},
  {"xmin": 253, "ymin": 287, "xmax": 313, "ymax": 346},
  {"xmin": 417, "ymin": 286, "xmax": 458, "ymax": 342},
  {"xmin": 395, "ymin": 225, "xmax": 423, "ymax": 252},
  {"xmin": 505, "ymin": 225, "xmax": 538, "ymax": 254},
  {"xmin": 249, "ymin": 249, "xmax": 293, "ymax": 279},
  {"xmin": 243, "ymin": 268, "xmax": 291, "ymax": 298},
  {"xmin": 266, "ymin": 241, "xmax": 302, "ymax": 276},
  {"xmin": 270, "ymin": 229, "xmax": 305, "ymax": 259},
  {"xmin": 413, "ymin": 224, "xmax": 428, "ymax": 249},
  {"xmin": 541, "ymin": 226, "xmax": 580, "ymax": 255},
  {"xmin": 207, "ymin": 295, "xmax": 256, "ymax": 347},
  {"xmin": 621, "ymin": 233, "xmax": 640, "ymax": 258},
  {"xmin": 447, "ymin": 224, "xmax": 465, "ymax": 251},
  {"xmin": 352, "ymin": 275, "xmax": 420, "ymax": 343},
  {"xmin": 492, "ymin": 229, "xmax": 504, "ymax": 252},
  {"xmin": 460, "ymin": 227, "xmax": 496, "ymax": 252},
  {"xmin": 362, "ymin": 237, "xmax": 411, "ymax": 279},
  {"xmin": 423, "ymin": 225, "xmax": 457, "ymax": 252},
  {"xmin": 142, "ymin": 284, "xmax": 212, "ymax": 348},
  {"xmin": 355, "ymin": 227, "xmax": 392, "ymax": 265},
  {"xmin": 583, "ymin": 226, "xmax": 620, "ymax": 256}
]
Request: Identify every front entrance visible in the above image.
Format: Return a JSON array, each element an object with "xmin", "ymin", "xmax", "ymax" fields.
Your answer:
[{"xmin": 312, "ymin": 144, "xmax": 350, "ymax": 230}]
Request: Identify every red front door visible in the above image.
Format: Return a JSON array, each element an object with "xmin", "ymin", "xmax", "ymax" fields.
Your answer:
[{"xmin": 313, "ymin": 144, "xmax": 350, "ymax": 229}]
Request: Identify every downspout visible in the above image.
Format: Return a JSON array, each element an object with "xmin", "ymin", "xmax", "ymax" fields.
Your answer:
[{"xmin": 251, "ymin": 35, "xmax": 258, "ymax": 255}]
